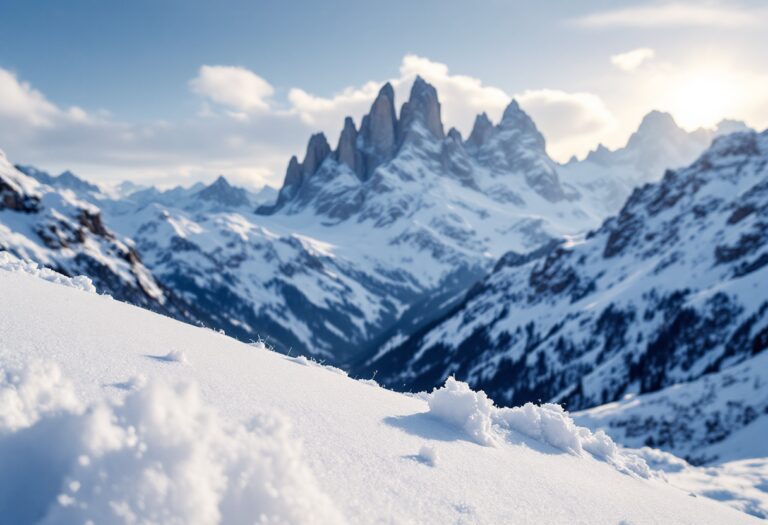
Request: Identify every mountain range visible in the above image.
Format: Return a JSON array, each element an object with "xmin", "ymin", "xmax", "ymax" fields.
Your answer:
[{"xmin": 1, "ymin": 77, "xmax": 764, "ymax": 467}]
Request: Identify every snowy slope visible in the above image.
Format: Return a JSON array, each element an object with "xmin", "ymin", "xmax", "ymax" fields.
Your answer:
[
  {"xmin": 574, "ymin": 355, "xmax": 768, "ymax": 519},
  {"xmin": 576, "ymin": 350, "xmax": 768, "ymax": 464},
  {"xmin": 0, "ymin": 266, "xmax": 759, "ymax": 524},
  {"xmin": 0, "ymin": 150, "xmax": 196, "ymax": 320},
  {"xmin": 361, "ymin": 129, "xmax": 768, "ymax": 413}
]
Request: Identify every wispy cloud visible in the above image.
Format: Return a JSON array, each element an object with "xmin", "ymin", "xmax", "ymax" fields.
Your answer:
[
  {"xmin": 190, "ymin": 65, "xmax": 274, "ymax": 114},
  {"xmin": 611, "ymin": 48, "xmax": 656, "ymax": 72},
  {"xmin": 573, "ymin": 3, "xmax": 762, "ymax": 28}
]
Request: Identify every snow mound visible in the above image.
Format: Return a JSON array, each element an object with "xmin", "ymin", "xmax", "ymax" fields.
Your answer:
[
  {"xmin": 0, "ymin": 252, "xmax": 96, "ymax": 293},
  {"xmin": 161, "ymin": 348, "xmax": 189, "ymax": 364},
  {"xmin": 428, "ymin": 377, "xmax": 651, "ymax": 478},
  {"xmin": 418, "ymin": 444, "xmax": 439, "ymax": 467},
  {"xmin": 0, "ymin": 358, "xmax": 82, "ymax": 433},
  {"xmin": 427, "ymin": 376, "xmax": 496, "ymax": 446},
  {"xmin": 0, "ymin": 362, "xmax": 345, "ymax": 525}
]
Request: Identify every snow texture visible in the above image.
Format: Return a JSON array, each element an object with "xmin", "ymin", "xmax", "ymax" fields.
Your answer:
[
  {"xmin": 428, "ymin": 377, "xmax": 651, "ymax": 478},
  {"xmin": 0, "ymin": 268, "xmax": 758, "ymax": 524},
  {"xmin": 0, "ymin": 360, "xmax": 344, "ymax": 525},
  {"xmin": 0, "ymin": 251, "xmax": 96, "ymax": 293}
]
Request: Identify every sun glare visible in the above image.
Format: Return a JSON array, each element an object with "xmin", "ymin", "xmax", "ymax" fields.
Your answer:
[{"xmin": 670, "ymin": 69, "xmax": 734, "ymax": 130}]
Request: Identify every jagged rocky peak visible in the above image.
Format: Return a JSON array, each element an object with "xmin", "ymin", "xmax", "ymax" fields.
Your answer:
[
  {"xmin": 256, "ymin": 132, "xmax": 332, "ymax": 214},
  {"xmin": 585, "ymin": 143, "xmax": 613, "ymax": 164},
  {"xmin": 195, "ymin": 175, "xmax": 250, "ymax": 208},
  {"xmin": 335, "ymin": 116, "xmax": 364, "ymax": 179},
  {"xmin": 446, "ymin": 127, "xmax": 463, "ymax": 143},
  {"xmin": 498, "ymin": 100, "xmax": 545, "ymax": 144},
  {"xmin": 303, "ymin": 132, "xmax": 332, "ymax": 178},
  {"xmin": 397, "ymin": 75, "xmax": 445, "ymax": 142},
  {"xmin": 636, "ymin": 110, "xmax": 680, "ymax": 134},
  {"xmin": 624, "ymin": 110, "xmax": 688, "ymax": 150},
  {"xmin": 465, "ymin": 112, "xmax": 494, "ymax": 151},
  {"xmin": 16, "ymin": 165, "xmax": 101, "ymax": 193},
  {"xmin": 358, "ymin": 82, "xmax": 398, "ymax": 175}
]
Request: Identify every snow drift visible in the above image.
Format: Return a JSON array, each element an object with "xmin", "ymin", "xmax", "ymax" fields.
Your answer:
[
  {"xmin": 0, "ymin": 359, "xmax": 343, "ymax": 525},
  {"xmin": 427, "ymin": 377, "xmax": 651, "ymax": 477}
]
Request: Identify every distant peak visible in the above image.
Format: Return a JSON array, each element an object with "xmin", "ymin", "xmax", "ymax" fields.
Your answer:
[
  {"xmin": 195, "ymin": 174, "xmax": 249, "ymax": 207},
  {"xmin": 466, "ymin": 112, "xmax": 495, "ymax": 149},
  {"xmin": 447, "ymin": 127, "xmax": 463, "ymax": 142},
  {"xmin": 500, "ymin": 100, "xmax": 525, "ymax": 125},
  {"xmin": 210, "ymin": 175, "xmax": 230, "ymax": 188},
  {"xmin": 714, "ymin": 118, "xmax": 750, "ymax": 137},
  {"xmin": 636, "ymin": 110, "xmax": 680, "ymax": 134}
]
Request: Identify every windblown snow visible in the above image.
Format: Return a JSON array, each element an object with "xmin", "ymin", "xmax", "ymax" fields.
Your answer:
[{"xmin": 0, "ymin": 261, "xmax": 760, "ymax": 524}]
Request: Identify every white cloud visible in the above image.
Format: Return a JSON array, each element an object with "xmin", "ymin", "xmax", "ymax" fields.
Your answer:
[
  {"xmin": 573, "ymin": 3, "xmax": 763, "ymax": 28},
  {"xmin": 514, "ymin": 89, "xmax": 617, "ymax": 161},
  {"xmin": 611, "ymin": 48, "xmax": 656, "ymax": 72},
  {"xmin": 190, "ymin": 65, "xmax": 274, "ymax": 113},
  {"xmin": 0, "ymin": 68, "xmax": 60, "ymax": 127}
]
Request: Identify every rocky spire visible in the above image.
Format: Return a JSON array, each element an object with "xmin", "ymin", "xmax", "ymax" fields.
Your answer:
[
  {"xmin": 397, "ymin": 76, "xmax": 444, "ymax": 142},
  {"xmin": 358, "ymin": 83, "xmax": 398, "ymax": 180},
  {"xmin": 465, "ymin": 112, "xmax": 494, "ymax": 151},
  {"xmin": 498, "ymin": 100, "xmax": 547, "ymax": 150},
  {"xmin": 302, "ymin": 132, "xmax": 331, "ymax": 179},
  {"xmin": 255, "ymin": 133, "xmax": 330, "ymax": 215},
  {"xmin": 336, "ymin": 117, "xmax": 362, "ymax": 177},
  {"xmin": 446, "ymin": 127, "xmax": 463, "ymax": 143}
]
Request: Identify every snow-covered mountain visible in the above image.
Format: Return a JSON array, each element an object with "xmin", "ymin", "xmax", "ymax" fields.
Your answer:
[
  {"xmin": 360, "ymin": 129, "xmax": 767, "ymax": 417},
  {"xmin": 0, "ymin": 151, "xmax": 198, "ymax": 319},
  {"xmin": 0, "ymin": 261, "xmax": 758, "ymax": 524},
  {"xmin": 1, "ymin": 79, "xmax": 750, "ymax": 368},
  {"xmin": 576, "ymin": 350, "xmax": 768, "ymax": 465},
  {"xmin": 562, "ymin": 111, "xmax": 750, "ymax": 216},
  {"xmin": 95, "ymin": 77, "xmax": 603, "ymax": 362}
]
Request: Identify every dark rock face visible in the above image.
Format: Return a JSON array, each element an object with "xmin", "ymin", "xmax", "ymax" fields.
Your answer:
[
  {"xmin": 256, "ymin": 133, "xmax": 332, "ymax": 215},
  {"xmin": 359, "ymin": 83, "xmax": 398, "ymax": 180},
  {"xmin": 0, "ymin": 178, "xmax": 40, "ymax": 213},
  {"xmin": 397, "ymin": 76, "xmax": 445, "ymax": 143},
  {"xmin": 336, "ymin": 117, "xmax": 363, "ymax": 178}
]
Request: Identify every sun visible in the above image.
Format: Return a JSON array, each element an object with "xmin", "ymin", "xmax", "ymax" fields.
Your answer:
[{"xmin": 670, "ymin": 69, "xmax": 734, "ymax": 130}]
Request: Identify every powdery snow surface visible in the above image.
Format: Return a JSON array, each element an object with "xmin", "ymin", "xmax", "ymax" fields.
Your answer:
[
  {"xmin": 0, "ymin": 269, "xmax": 760, "ymax": 524},
  {"xmin": 0, "ymin": 252, "xmax": 96, "ymax": 293},
  {"xmin": 631, "ymin": 448, "xmax": 768, "ymax": 520}
]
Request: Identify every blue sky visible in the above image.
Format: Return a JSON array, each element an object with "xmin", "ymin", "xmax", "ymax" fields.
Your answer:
[{"xmin": 1, "ymin": 0, "xmax": 767, "ymax": 187}]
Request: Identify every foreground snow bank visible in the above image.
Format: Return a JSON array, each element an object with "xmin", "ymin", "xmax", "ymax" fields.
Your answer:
[
  {"xmin": 0, "ymin": 251, "xmax": 96, "ymax": 293},
  {"xmin": 0, "ymin": 359, "xmax": 344, "ymax": 525},
  {"xmin": 428, "ymin": 377, "xmax": 651, "ymax": 478}
]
